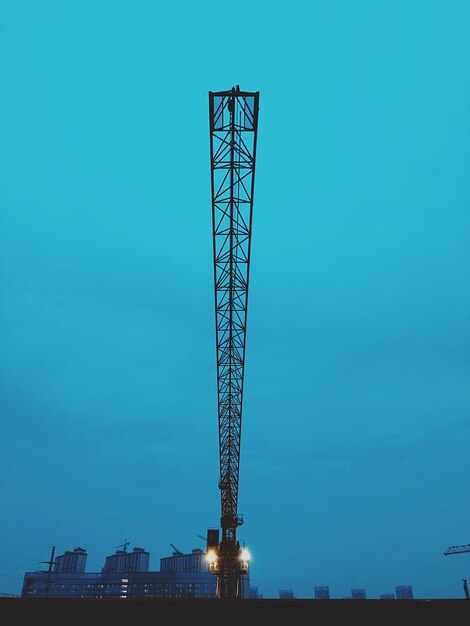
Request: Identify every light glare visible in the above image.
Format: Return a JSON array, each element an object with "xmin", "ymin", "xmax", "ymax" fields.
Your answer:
[
  {"xmin": 205, "ymin": 550, "xmax": 218, "ymax": 563},
  {"xmin": 240, "ymin": 548, "xmax": 251, "ymax": 561}
]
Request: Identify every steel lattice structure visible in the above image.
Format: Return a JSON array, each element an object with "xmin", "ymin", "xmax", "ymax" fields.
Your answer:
[
  {"xmin": 209, "ymin": 86, "xmax": 259, "ymax": 598},
  {"xmin": 444, "ymin": 544, "xmax": 470, "ymax": 556}
]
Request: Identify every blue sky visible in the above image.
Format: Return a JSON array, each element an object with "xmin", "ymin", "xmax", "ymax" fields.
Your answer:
[{"xmin": 0, "ymin": 0, "xmax": 469, "ymax": 598}]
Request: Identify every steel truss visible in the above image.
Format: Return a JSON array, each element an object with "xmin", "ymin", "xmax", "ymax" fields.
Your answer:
[
  {"xmin": 209, "ymin": 87, "xmax": 259, "ymax": 598},
  {"xmin": 444, "ymin": 544, "xmax": 470, "ymax": 556}
]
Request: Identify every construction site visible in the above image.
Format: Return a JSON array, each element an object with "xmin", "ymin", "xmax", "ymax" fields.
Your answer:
[
  {"xmin": 2, "ymin": 3, "xmax": 470, "ymax": 624},
  {"xmin": 2, "ymin": 86, "xmax": 469, "ymax": 625}
]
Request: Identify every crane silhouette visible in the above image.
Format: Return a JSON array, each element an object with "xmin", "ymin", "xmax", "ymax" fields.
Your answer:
[
  {"xmin": 170, "ymin": 544, "xmax": 183, "ymax": 556},
  {"xmin": 115, "ymin": 540, "xmax": 130, "ymax": 552},
  {"xmin": 443, "ymin": 542, "xmax": 470, "ymax": 599},
  {"xmin": 208, "ymin": 86, "xmax": 259, "ymax": 598}
]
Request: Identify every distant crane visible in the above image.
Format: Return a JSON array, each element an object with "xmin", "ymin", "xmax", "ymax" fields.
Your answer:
[
  {"xmin": 443, "ymin": 543, "xmax": 470, "ymax": 599},
  {"xmin": 39, "ymin": 546, "xmax": 56, "ymax": 573},
  {"xmin": 170, "ymin": 544, "xmax": 183, "ymax": 556},
  {"xmin": 207, "ymin": 86, "xmax": 259, "ymax": 599},
  {"xmin": 443, "ymin": 544, "xmax": 470, "ymax": 556},
  {"xmin": 38, "ymin": 546, "xmax": 56, "ymax": 597},
  {"xmin": 115, "ymin": 540, "xmax": 130, "ymax": 552}
]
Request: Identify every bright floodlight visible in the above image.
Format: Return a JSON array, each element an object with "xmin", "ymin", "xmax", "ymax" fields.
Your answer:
[
  {"xmin": 205, "ymin": 550, "xmax": 218, "ymax": 563},
  {"xmin": 240, "ymin": 548, "xmax": 251, "ymax": 561}
]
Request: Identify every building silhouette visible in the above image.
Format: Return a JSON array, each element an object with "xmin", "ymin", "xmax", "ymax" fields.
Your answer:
[
  {"xmin": 54, "ymin": 547, "xmax": 87, "ymax": 573},
  {"xmin": 22, "ymin": 545, "xmax": 253, "ymax": 599},
  {"xmin": 351, "ymin": 588, "xmax": 366, "ymax": 599},
  {"xmin": 314, "ymin": 586, "xmax": 330, "ymax": 599},
  {"xmin": 160, "ymin": 548, "xmax": 208, "ymax": 573},
  {"xmin": 395, "ymin": 585, "xmax": 413, "ymax": 599},
  {"xmin": 279, "ymin": 589, "xmax": 294, "ymax": 599},
  {"xmin": 102, "ymin": 547, "xmax": 149, "ymax": 574},
  {"xmin": 380, "ymin": 593, "xmax": 395, "ymax": 599},
  {"xmin": 249, "ymin": 586, "xmax": 263, "ymax": 598}
]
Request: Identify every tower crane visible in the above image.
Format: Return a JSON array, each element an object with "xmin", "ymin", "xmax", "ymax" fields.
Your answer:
[
  {"xmin": 38, "ymin": 546, "xmax": 56, "ymax": 597},
  {"xmin": 115, "ymin": 540, "xmax": 130, "ymax": 552},
  {"xmin": 170, "ymin": 544, "xmax": 183, "ymax": 556},
  {"xmin": 207, "ymin": 86, "xmax": 259, "ymax": 599},
  {"xmin": 443, "ymin": 544, "xmax": 470, "ymax": 556},
  {"xmin": 443, "ymin": 543, "xmax": 470, "ymax": 599}
]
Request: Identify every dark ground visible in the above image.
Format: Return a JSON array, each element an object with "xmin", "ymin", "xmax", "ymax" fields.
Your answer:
[{"xmin": 2, "ymin": 598, "xmax": 469, "ymax": 625}]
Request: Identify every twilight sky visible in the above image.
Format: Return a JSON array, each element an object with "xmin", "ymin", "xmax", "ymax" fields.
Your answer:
[{"xmin": 0, "ymin": 0, "xmax": 469, "ymax": 599}]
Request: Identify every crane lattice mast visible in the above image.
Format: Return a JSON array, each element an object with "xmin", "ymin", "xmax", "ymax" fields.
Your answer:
[{"xmin": 207, "ymin": 86, "xmax": 259, "ymax": 599}]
